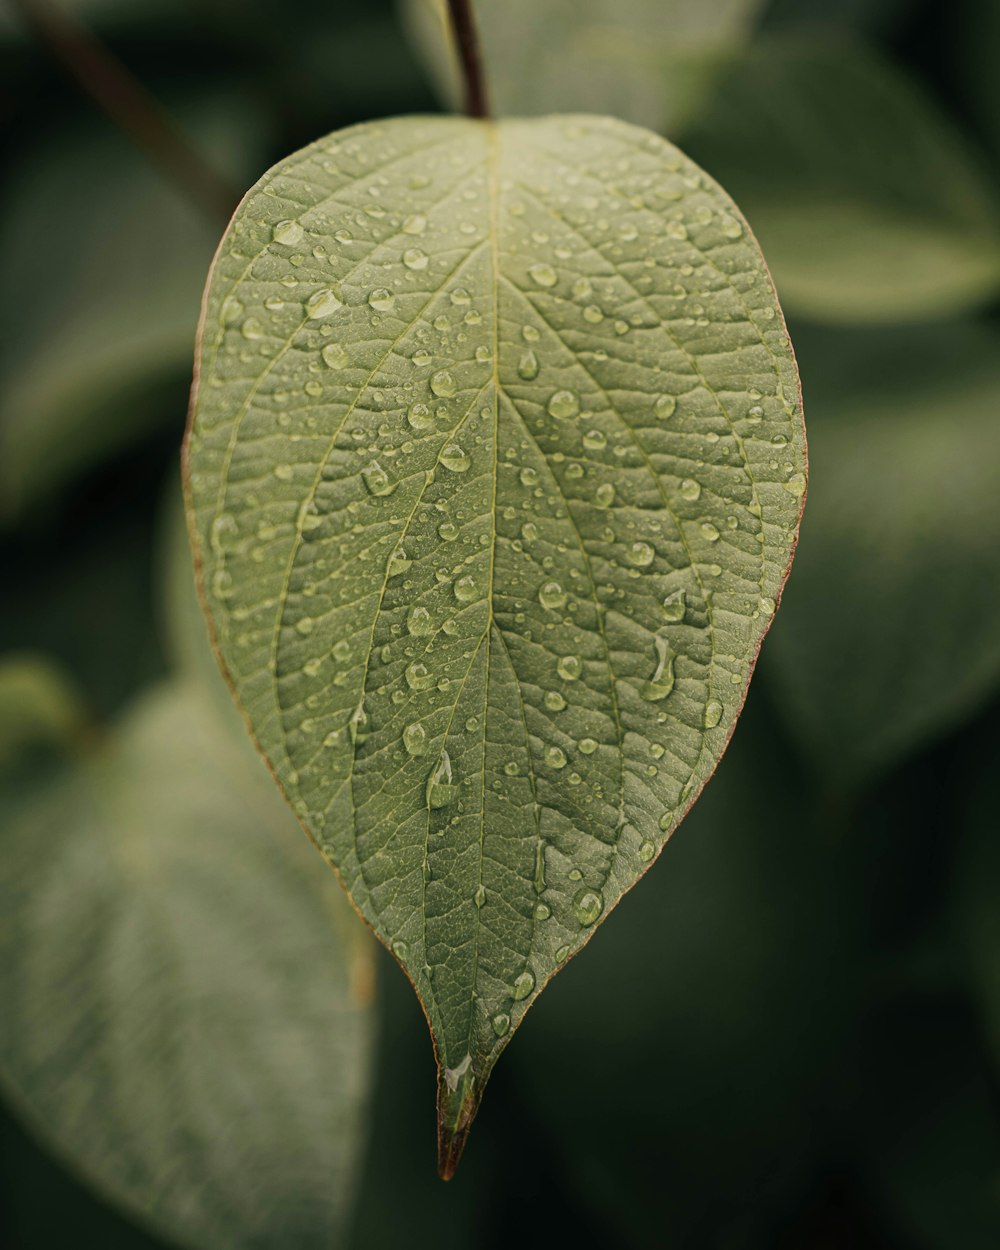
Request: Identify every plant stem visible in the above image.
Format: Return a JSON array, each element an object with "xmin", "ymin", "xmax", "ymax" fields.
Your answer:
[
  {"xmin": 9, "ymin": 0, "xmax": 240, "ymax": 224},
  {"xmin": 445, "ymin": 0, "xmax": 490, "ymax": 120}
]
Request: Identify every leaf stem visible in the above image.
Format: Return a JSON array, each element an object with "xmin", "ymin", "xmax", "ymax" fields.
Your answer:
[
  {"xmin": 445, "ymin": 0, "xmax": 490, "ymax": 120},
  {"xmin": 9, "ymin": 0, "xmax": 240, "ymax": 224}
]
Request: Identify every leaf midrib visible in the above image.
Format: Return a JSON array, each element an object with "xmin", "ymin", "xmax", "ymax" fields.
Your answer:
[{"xmin": 203, "ymin": 117, "xmax": 793, "ymax": 1064}]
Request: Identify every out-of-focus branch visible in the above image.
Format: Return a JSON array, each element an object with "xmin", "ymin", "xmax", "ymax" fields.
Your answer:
[
  {"xmin": 9, "ymin": 0, "xmax": 240, "ymax": 224},
  {"xmin": 445, "ymin": 0, "xmax": 490, "ymax": 120}
]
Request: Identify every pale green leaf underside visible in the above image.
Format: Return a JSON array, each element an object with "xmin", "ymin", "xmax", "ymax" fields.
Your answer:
[
  {"xmin": 0, "ymin": 681, "xmax": 374, "ymax": 1250},
  {"xmin": 185, "ymin": 114, "xmax": 804, "ymax": 1141}
]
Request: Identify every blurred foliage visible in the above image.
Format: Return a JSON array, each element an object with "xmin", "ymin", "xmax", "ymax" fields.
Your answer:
[
  {"xmin": 0, "ymin": 653, "xmax": 89, "ymax": 766},
  {"xmin": 0, "ymin": 95, "xmax": 269, "ymax": 519},
  {"xmin": 0, "ymin": 515, "xmax": 376, "ymax": 1248},
  {"xmin": 765, "ymin": 320, "xmax": 1000, "ymax": 788},
  {"xmin": 682, "ymin": 38, "xmax": 1000, "ymax": 322},
  {"xmin": 401, "ymin": 0, "xmax": 767, "ymax": 134},
  {"xmin": 2, "ymin": 0, "xmax": 999, "ymax": 1247},
  {"xmin": 0, "ymin": 681, "xmax": 375, "ymax": 1250}
]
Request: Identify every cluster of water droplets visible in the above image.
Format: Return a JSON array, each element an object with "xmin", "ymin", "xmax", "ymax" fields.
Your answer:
[{"xmin": 196, "ymin": 118, "xmax": 804, "ymax": 1055}]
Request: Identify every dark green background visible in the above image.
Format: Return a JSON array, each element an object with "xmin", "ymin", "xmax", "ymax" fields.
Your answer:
[{"xmin": 3, "ymin": 1, "xmax": 1000, "ymax": 1246}]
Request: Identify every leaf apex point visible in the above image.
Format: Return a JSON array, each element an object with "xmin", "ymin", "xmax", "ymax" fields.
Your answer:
[
  {"xmin": 435, "ymin": 1070, "xmax": 480, "ymax": 1180},
  {"xmin": 436, "ymin": 1119, "xmax": 471, "ymax": 1181}
]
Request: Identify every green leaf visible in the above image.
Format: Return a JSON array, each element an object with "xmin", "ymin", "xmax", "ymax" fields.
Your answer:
[
  {"xmin": 183, "ymin": 113, "xmax": 805, "ymax": 1173},
  {"xmin": 0, "ymin": 0, "xmax": 180, "ymax": 41},
  {"xmin": 0, "ymin": 678, "xmax": 375, "ymax": 1250},
  {"xmin": 0, "ymin": 99, "xmax": 266, "ymax": 520},
  {"xmin": 761, "ymin": 0, "xmax": 911, "ymax": 37},
  {"xmin": 855, "ymin": 997, "xmax": 1000, "ymax": 1250},
  {"xmin": 0, "ymin": 652, "xmax": 89, "ymax": 769},
  {"xmin": 159, "ymin": 484, "xmax": 249, "ymax": 730},
  {"xmin": 956, "ymin": 0, "xmax": 1000, "ymax": 164},
  {"xmin": 0, "ymin": 128, "xmax": 207, "ymax": 517},
  {"xmin": 0, "ymin": 502, "xmax": 167, "ymax": 720},
  {"xmin": 957, "ymin": 732, "xmax": 1000, "ymax": 1078},
  {"xmin": 682, "ymin": 39, "xmax": 1000, "ymax": 323},
  {"xmin": 400, "ymin": 0, "xmax": 766, "ymax": 134},
  {"xmin": 946, "ymin": 732, "xmax": 1000, "ymax": 1244},
  {"xmin": 764, "ymin": 322, "xmax": 1000, "ymax": 789}
]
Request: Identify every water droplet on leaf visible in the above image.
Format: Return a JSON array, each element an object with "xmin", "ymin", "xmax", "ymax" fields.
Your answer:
[
  {"xmin": 704, "ymin": 699, "xmax": 723, "ymax": 728},
  {"xmin": 454, "ymin": 574, "xmax": 479, "ymax": 602},
  {"xmin": 518, "ymin": 350, "xmax": 539, "ymax": 380},
  {"xmin": 556, "ymin": 655, "xmax": 582, "ymax": 681},
  {"xmin": 322, "ymin": 342, "xmax": 349, "ymax": 369},
  {"xmin": 361, "ymin": 461, "xmax": 396, "ymax": 496},
  {"xmin": 654, "ymin": 395, "xmax": 676, "ymax": 419},
  {"xmin": 548, "ymin": 390, "xmax": 580, "ymax": 420},
  {"xmin": 349, "ymin": 701, "xmax": 367, "ymax": 744},
  {"xmin": 528, "ymin": 263, "xmax": 557, "ymax": 288},
  {"xmin": 641, "ymin": 633, "xmax": 676, "ymax": 702},
  {"xmin": 680, "ymin": 478, "xmax": 701, "ymax": 502},
  {"xmin": 272, "ymin": 219, "xmax": 304, "ymax": 245},
  {"xmin": 427, "ymin": 750, "xmax": 459, "ymax": 809},
  {"xmin": 538, "ymin": 581, "xmax": 567, "ymax": 610},
  {"xmin": 368, "ymin": 288, "xmax": 395, "ymax": 312},
  {"xmin": 407, "ymin": 605, "xmax": 433, "ymax": 636},
  {"xmin": 405, "ymin": 661, "xmax": 434, "ymax": 691},
  {"xmin": 438, "ymin": 443, "xmax": 469, "ymax": 472},
  {"xmin": 784, "ymin": 471, "xmax": 806, "ymax": 498},
  {"xmin": 403, "ymin": 721, "xmax": 427, "ymax": 756},
  {"xmin": 573, "ymin": 888, "xmax": 603, "ymax": 927},
  {"xmin": 306, "ymin": 287, "xmax": 343, "ymax": 318},
  {"xmin": 431, "ymin": 369, "xmax": 457, "ymax": 398},
  {"xmin": 512, "ymin": 970, "xmax": 535, "ymax": 1001},
  {"xmin": 661, "ymin": 589, "xmax": 686, "ymax": 622},
  {"xmin": 407, "ymin": 402, "xmax": 433, "ymax": 430}
]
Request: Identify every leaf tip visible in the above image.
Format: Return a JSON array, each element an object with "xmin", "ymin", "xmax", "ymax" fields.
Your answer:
[
  {"xmin": 435, "ymin": 1062, "xmax": 481, "ymax": 1180},
  {"xmin": 436, "ymin": 1120, "xmax": 471, "ymax": 1182}
]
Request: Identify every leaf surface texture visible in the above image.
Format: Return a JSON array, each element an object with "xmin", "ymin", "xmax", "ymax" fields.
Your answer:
[
  {"xmin": 0, "ymin": 677, "xmax": 374, "ymax": 1249},
  {"xmin": 184, "ymin": 114, "xmax": 805, "ymax": 1165}
]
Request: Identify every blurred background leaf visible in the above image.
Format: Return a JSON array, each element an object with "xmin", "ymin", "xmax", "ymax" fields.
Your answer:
[
  {"xmin": 0, "ymin": 652, "xmax": 89, "ymax": 766},
  {"xmin": 762, "ymin": 321, "xmax": 1000, "ymax": 790},
  {"xmin": 0, "ymin": 94, "xmax": 269, "ymax": 521},
  {"xmin": 0, "ymin": 0, "xmax": 182, "ymax": 41},
  {"xmin": 852, "ymin": 993, "xmax": 1000, "ymax": 1250},
  {"xmin": 761, "ymin": 0, "xmax": 912, "ymax": 37},
  {"xmin": 681, "ymin": 38, "xmax": 1000, "ymax": 323},
  {"xmin": 400, "ymin": 0, "xmax": 767, "ymax": 134},
  {"xmin": 955, "ymin": 0, "xmax": 1000, "ymax": 164},
  {"xmin": 0, "ymin": 665, "xmax": 376, "ymax": 1249},
  {"xmin": 956, "ymin": 728, "xmax": 1000, "ymax": 1084}
]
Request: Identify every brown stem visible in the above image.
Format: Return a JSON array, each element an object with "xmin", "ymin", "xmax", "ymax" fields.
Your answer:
[
  {"xmin": 9, "ymin": 0, "xmax": 240, "ymax": 224},
  {"xmin": 446, "ymin": 0, "xmax": 490, "ymax": 120}
]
